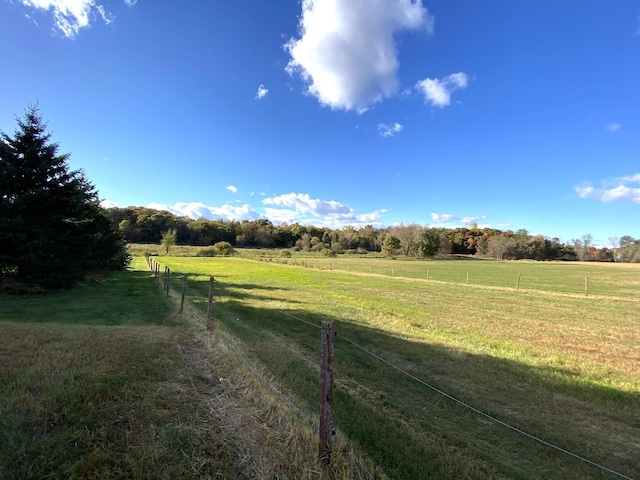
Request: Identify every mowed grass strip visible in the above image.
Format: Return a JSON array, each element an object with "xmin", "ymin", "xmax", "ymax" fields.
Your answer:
[
  {"xmin": 254, "ymin": 254, "xmax": 640, "ymax": 300},
  {"xmin": 161, "ymin": 256, "xmax": 640, "ymax": 480},
  {"xmin": 0, "ymin": 264, "xmax": 241, "ymax": 480}
]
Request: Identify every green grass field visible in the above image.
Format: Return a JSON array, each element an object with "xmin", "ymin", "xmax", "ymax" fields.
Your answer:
[
  {"xmin": 0, "ymin": 268, "xmax": 245, "ymax": 479},
  {"xmin": 0, "ymin": 260, "xmax": 385, "ymax": 479},
  {"xmin": 158, "ymin": 255, "xmax": 639, "ymax": 479},
  {"xmin": 2, "ymin": 254, "xmax": 638, "ymax": 479}
]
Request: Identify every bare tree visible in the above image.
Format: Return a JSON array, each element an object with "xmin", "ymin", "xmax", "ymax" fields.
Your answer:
[
  {"xmin": 391, "ymin": 223, "xmax": 422, "ymax": 256},
  {"xmin": 488, "ymin": 234, "xmax": 515, "ymax": 260}
]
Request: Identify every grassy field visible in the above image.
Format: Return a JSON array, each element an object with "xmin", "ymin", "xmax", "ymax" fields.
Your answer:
[
  {"xmin": 0, "ymin": 259, "xmax": 383, "ymax": 479},
  {"xmin": 157, "ymin": 255, "xmax": 640, "ymax": 479},
  {"xmin": 3, "ymin": 253, "xmax": 637, "ymax": 479}
]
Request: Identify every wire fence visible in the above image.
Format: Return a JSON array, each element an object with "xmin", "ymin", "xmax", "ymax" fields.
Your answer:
[
  {"xmin": 145, "ymin": 255, "xmax": 636, "ymax": 480},
  {"xmin": 255, "ymin": 255, "xmax": 640, "ymax": 300}
]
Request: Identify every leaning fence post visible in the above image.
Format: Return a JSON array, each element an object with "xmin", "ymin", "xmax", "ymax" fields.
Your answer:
[
  {"xmin": 180, "ymin": 276, "xmax": 187, "ymax": 313},
  {"xmin": 516, "ymin": 273, "xmax": 521, "ymax": 290},
  {"xmin": 206, "ymin": 276, "xmax": 215, "ymax": 329},
  {"xmin": 319, "ymin": 321, "xmax": 335, "ymax": 466}
]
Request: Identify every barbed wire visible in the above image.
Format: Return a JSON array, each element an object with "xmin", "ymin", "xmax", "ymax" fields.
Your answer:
[
  {"xmin": 276, "ymin": 309, "xmax": 635, "ymax": 480},
  {"xmin": 150, "ymin": 261, "xmax": 635, "ymax": 480}
]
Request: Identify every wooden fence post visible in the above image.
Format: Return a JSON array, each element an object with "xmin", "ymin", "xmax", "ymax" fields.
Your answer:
[
  {"xmin": 516, "ymin": 273, "xmax": 521, "ymax": 290},
  {"xmin": 180, "ymin": 276, "xmax": 187, "ymax": 313},
  {"xmin": 427, "ymin": 267, "xmax": 430, "ymax": 281},
  {"xmin": 585, "ymin": 275, "xmax": 589, "ymax": 296},
  {"xmin": 319, "ymin": 321, "xmax": 335, "ymax": 466},
  {"xmin": 206, "ymin": 276, "xmax": 215, "ymax": 329},
  {"xmin": 466, "ymin": 270, "xmax": 469, "ymax": 285},
  {"xmin": 165, "ymin": 267, "xmax": 170, "ymax": 296}
]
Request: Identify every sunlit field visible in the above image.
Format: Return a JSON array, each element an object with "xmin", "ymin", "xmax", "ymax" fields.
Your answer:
[{"xmin": 157, "ymin": 255, "xmax": 639, "ymax": 479}]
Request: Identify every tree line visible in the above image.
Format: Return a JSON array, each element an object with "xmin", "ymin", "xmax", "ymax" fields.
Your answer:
[{"xmin": 107, "ymin": 208, "xmax": 640, "ymax": 263}]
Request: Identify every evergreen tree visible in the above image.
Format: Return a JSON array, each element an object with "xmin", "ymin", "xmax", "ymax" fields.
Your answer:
[{"xmin": 0, "ymin": 106, "xmax": 129, "ymax": 289}]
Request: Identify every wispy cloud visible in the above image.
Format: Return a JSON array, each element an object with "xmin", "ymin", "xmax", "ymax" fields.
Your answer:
[
  {"xmin": 263, "ymin": 193, "xmax": 386, "ymax": 228},
  {"xmin": 148, "ymin": 202, "xmax": 261, "ymax": 221},
  {"xmin": 378, "ymin": 122, "xmax": 403, "ymax": 137},
  {"xmin": 19, "ymin": 0, "xmax": 135, "ymax": 38},
  {"xmin": 430, "ymin": 213, "xmax": 487, "ymax": 226},
  {"xmin": 284, "ymin": 0, "xmax": 433, "ymax": 112},
  {"xmin": 575, "ymin": 174, "xmax": 640, "ymax": 204},
  {"xmin": 604, "ymin": 122, "xmax": 622, "ymax": 132},
  {"xmin": 96, "ymin": 5, "xmax": 114, "ymax": 25},
  {"xmin": 226, "ymin": 185, "xmax": 238, "ymax": 193},
  {"xmin": 415, "ymin": 72, "xmax": 469, "ymax": 108},
  {"xmin": 255, "ymin": 84, "xmax": 269, "ymax": 100}
]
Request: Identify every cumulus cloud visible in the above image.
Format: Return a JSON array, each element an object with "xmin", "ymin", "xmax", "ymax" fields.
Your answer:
[
  {"xmin": 226, "ymin": 185, "xmax": 238, "ymax": 193},
  {"xmin": 285, "ymin": 0, "xmax": 433, "ymax": 112},
  {"xmin": 430, "ymin": 213, "xmax": 487, "ymax": 226},
  {"xmin": 100, "ymin": 199, "xmax": 119, "ymax": 209},
  {"xmin": 378, "ymin": 122, "xmax": 403, "ymax": 137},
  {"xmin": 415, "ymin": 72, "xmax": 469, "ymax": 108},
  {"xmin": 255, "ymin": 84, "xmax": 269, "ymax": 100},
  {"xmin": 148, "ymin": 202, "xmax": 261, "ymax": 221},
  {"xmin": 19, "ymin": 0, "xmax": 134, "ymax": 38},
  {"xmin": 605, "ymin": 123, "xmax": 622, "ymax": 132},
  {"xmin": 105, "ymin": 193, "xmax": 387, "ymax": 228},
  {"xmin": 576, "ymin": 174, "xmax": 640, "ymax": 204},
  {"xmin": 263, "ymin": 193, "xmax": 386, "ymax": 228}
]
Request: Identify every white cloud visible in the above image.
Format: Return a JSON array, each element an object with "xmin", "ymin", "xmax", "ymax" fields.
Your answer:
[
  {"xmin": 263, "ymin": 193, "xmax": 385, "ymax": 228},
  {"xmin": 575, "ymin": 174, "xmax": 640, "ymax": 204},
  {"xmin": 148, "ymin": 202, "xmax": 261, "ymax": 221},
  {"xmin": 100, "ymin": 199, "xmax": 119, "ymax": 209},
  {"xmin": 284, "ymin": 0, "xmax": 433, "ymax": 112},
  {"xmin": 430, "ymin": 213, "xmax": 487, "ymax": 226},
  {"xmin": 142, "ymin": 195, "xmax": 384, "ymax": 228},
  {"xmin": 19, "ymin": 0, "xmax": 135, "ymax": 38},
  {"xmin": 605, "ymin": 123, "xmax": 622, "ymax": 132},
  {"xmin": 415, "ymin": 72, "xmax": 469, "ymax": 108},
  {"xmin": 255, "ymin": 84, "xmax": 269, "ymax": 100},
  {"xmin": 226, "ymin": 185, "xmax": 238, "ymax": 193},
  {"xmin": 378, "ymin": 122, "xmax": 403, "ymax": 137},
  {"xmin": 96, "ymin": 5, "xmax": 114, "ymax": 25}
]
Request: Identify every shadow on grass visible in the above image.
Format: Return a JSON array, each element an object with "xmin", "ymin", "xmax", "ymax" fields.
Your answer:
[
  {"xmin": 171, "ymin": 272, "xmax": 299, "ymax": 305},
  {"xmin": 0, "ymin": 269, "xmax": 177, "ymax": 327},
  {"xmin": 208, "ymin": 300, "xmax": 640, "ymax": 480}
]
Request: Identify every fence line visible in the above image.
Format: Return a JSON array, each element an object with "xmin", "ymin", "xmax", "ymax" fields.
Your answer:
[
  {"xmin": 145, "ymin": 256, "xmax": 633, "ymax": 480},
  {"xmin": 275, "ymin": 310, "xmax": 633, "ymax": 480},
  {"xmin": 256, "ymin": 256, "xmax": 615, "ymax": 300}
]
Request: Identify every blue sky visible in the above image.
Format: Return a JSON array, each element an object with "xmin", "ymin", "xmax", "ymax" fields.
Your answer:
[{"xmin": 1, "ymin": 0, "xmax": 639, "ymax": 246}]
